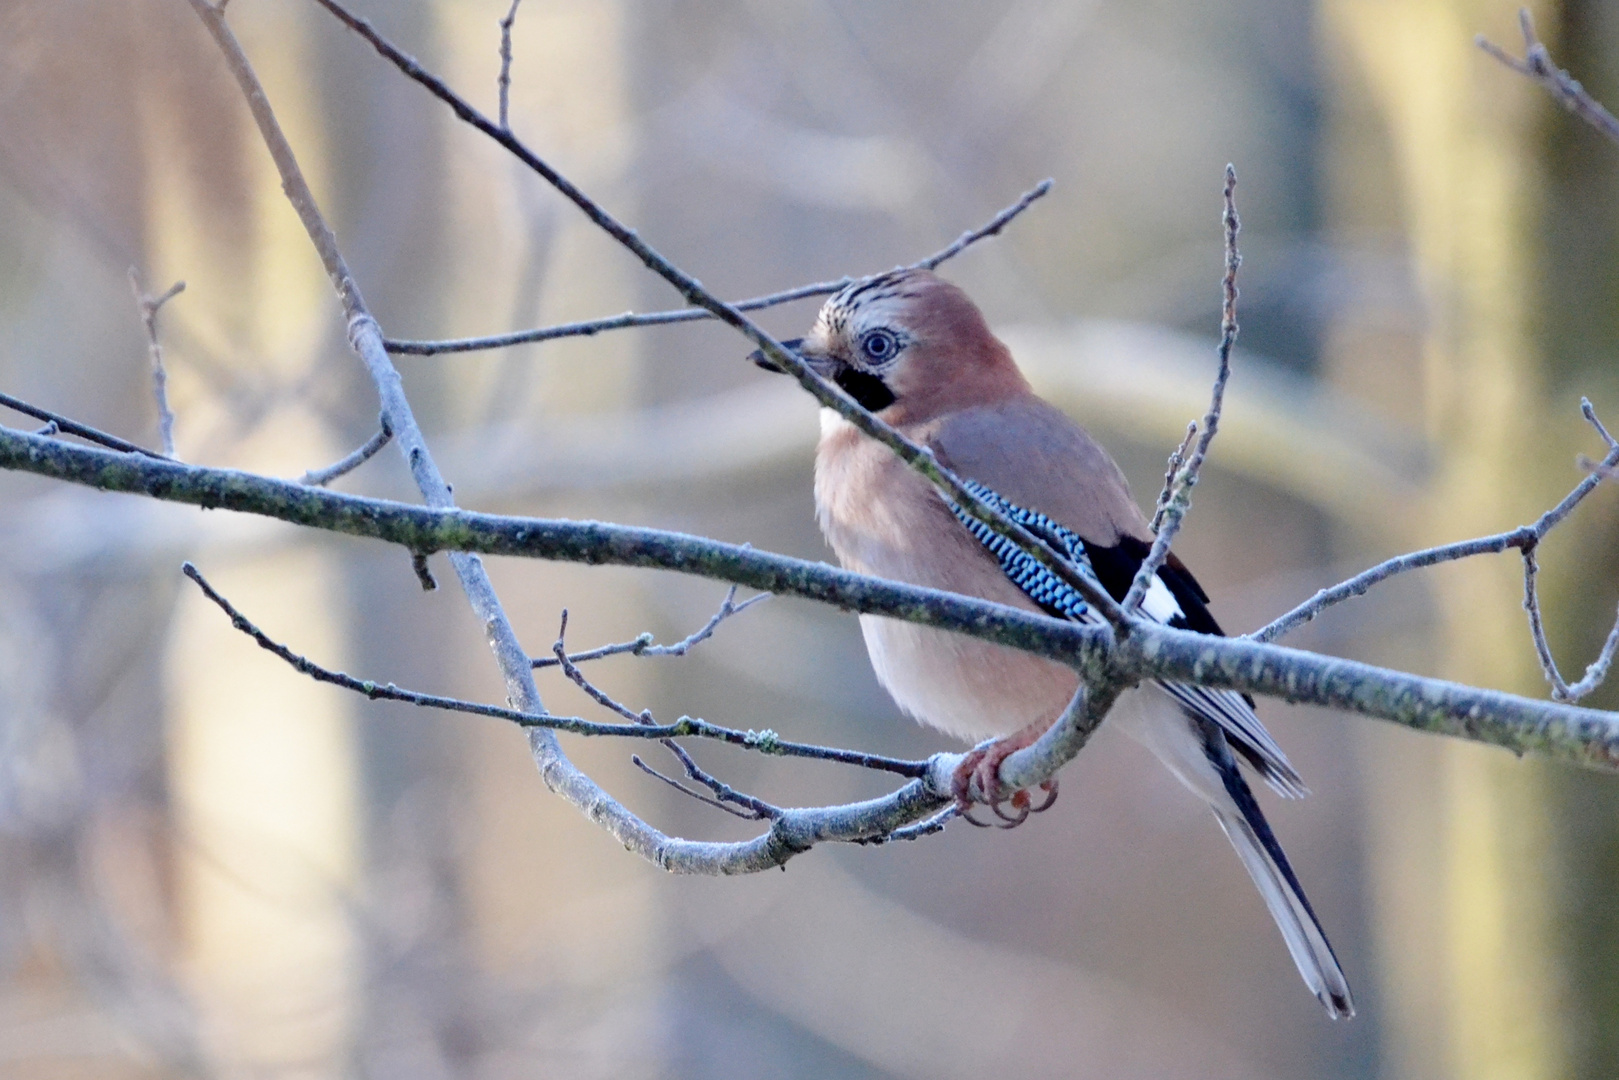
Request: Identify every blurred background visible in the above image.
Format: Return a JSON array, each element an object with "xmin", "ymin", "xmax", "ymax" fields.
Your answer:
[{"xmin": 0, "ymin": 0, "xmax": 1617, "ymax": 1076}]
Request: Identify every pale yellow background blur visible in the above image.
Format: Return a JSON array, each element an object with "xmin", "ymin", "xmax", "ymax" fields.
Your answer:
[{"xmin": 0, "ymin": 1, "xmax": 1617, "ymax": 1078}]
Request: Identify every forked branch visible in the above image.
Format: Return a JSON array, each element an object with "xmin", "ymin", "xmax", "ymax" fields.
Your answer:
[{"xmin": 1478, "ymin": 8, "xmax": 1619, "ymax": 148}]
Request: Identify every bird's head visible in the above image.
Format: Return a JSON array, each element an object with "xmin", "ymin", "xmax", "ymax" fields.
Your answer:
[{"xmin": 750, "ymin": 268, "xmax": 1027, "ymax": 423}]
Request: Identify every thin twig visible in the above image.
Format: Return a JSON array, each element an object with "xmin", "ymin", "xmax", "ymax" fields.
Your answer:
[
  {"xmin": 1566, "ymin": 610, "xmax": 1619, "ymax": 702},
  {"xmin": 856, "ymin": 804, "xmax": 961, "ymax": 844},
  {"xmin": 1478, "ymin": 9, "xmax": 1619, "ymax": 149},
  {"xmin": 1579, "ymin": 454, "xmax": 1619, "ymax": 482},
  {"xmin": 1124, "ymin": 165, "xmax": 1240, "ymax": 611},
  {"xmin": 1253, "ymin": 403, "xmax": 1619, "ymax": 644},
  {"xmin": 410, "ymin": 550, "xmax": 437, "ymax": 591},
  {"xmin": 632, "ymin": 755, "xmax": 763, "ymax": 819},
  {"xmin": 304, "ymin": 1, "xmax": 1124, "ymax": 627},
  {"xmin": 1150, "ymin": 421, "xmax": 1198, "ymax": 535},
  {"xmin": 551, "ymin": 611, "xmax": 784, "ymax": 818},
  {"xmin": 640, "ymin": 743, "xmax": 783, "ymax": 820},
  {"xmin": 1585, "ymin": 396, "xmax": 1618, "ymax": 449},
  {"xmin": 496, "ymin": 0, "xmax": 521, "ymax": 131},
  {"xmin": 552, "ymin": 610, "xmax": 643, "ymax": 721},
  {"xmin": 1521, "ymin": 545, "xmax": 1563, "ymax": 695},
  {"xmin": 381, "ymin": 179, "xmax": 1052, "ymax": 356},
  {"xmin": 181, "ymin": 561, "xmax": 930, "ymax": 775},
  {"xmin": 1522, "ymin": 535, "xmax": 1619, "ymax": 704},
  {"xmin": 299, "ymin": 416, "xmax": 392, "ymax": 486},
  {"xmin": 532, "ymin": 585, "xmax": 766, "ymax": 668},
  {"xmin": 128, "ymin": 271, "xmax": 185, "ymax": 458},
  {"xmin": 912, "ymin": 179, "xmax": 1054, "ymax": 269},
  {"xmin": 0, "ymin": 390, "xmax": 169, "ymax": 459}
]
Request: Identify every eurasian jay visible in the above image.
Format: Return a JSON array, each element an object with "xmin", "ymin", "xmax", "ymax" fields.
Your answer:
[{"xmin": 753, "ymin": 267, "xmax": 1354, "ymax": 1019}]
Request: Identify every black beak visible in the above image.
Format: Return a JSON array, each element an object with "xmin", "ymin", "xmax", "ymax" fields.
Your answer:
[{"xmin": 749, "ymin": 337, "xmax": 804, "ymax": 373}]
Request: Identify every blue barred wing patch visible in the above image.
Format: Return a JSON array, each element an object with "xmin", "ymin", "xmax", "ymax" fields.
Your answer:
[
  {"xmin": 944, "ymin": 476, "xmax": 1308, "ymax": 798},
  {"xmin": 945, "ymin": 478, "xmax": 1105, "ymax": 626}
]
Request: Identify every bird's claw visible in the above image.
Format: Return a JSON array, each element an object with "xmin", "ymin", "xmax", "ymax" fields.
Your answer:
[{"xmin": 951, "ymin": 742, "xmax": 1058, "ymax": 830}]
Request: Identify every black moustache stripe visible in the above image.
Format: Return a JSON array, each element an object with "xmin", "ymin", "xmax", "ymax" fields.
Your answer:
[{"xmin": 834, "ymin": 367, "xmax": 896, "ymax": 412}]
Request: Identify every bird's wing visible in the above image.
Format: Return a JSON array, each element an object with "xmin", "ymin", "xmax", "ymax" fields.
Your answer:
[{"xmin": 929, "ymin": 400, "xmax": 1306, "ymax": 798}]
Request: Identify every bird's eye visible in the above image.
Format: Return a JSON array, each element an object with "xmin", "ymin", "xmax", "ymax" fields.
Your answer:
[{"xmin": 860, "ymin": 329, "xmax": 899, "ymax": 364}]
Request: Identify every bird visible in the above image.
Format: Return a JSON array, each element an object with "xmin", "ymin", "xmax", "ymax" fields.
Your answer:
[{"xmin": 750, "ymin": 267, "xmax": 1354, "ymax": 1019}]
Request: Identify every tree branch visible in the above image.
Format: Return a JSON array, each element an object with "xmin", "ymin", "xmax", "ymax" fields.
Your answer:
[
  {"xmin": 299, "ymin": 415, "xmax": 392, "ymax": 486},
  {"xmin": 180, "ymin": 560, "xmax": 925, "ymax": 776},
  {"xmin": 531, "ymin": 584, "xmax": 764, "ymax": 669},
  {"xmin": 304, "ymin": 0, "xmax": 1125, "ymax": 628},
  {"xmin": 128, "ymin": 271, "xmax": 185, "ymax": 458},
  {"xmin": 1124, "ymin": 165, "xmax": 1239, "ymax": 612},
  {"xmin": 1149, "ymin": 421, "xmax": 1198, "ymax": 535},
  {"xmin": 1252, "ymin": 402, "xmax": 1619, "ymax": 644},
  {"xmin": 0, "ymin": 390, "xmax": 169, "ymax": 459},
  {"xmin": 1522, "ymin": 545, "xmax": 1619, "ymax": 704},
  {"xmin": 380, "ymin": 180, "xmax": 1051, "ymax": 357},
  {"xmin": 496, "ymin": 0, "xmax": 521, "ymax": 131},
  {"xmin": 8, "ymin": 423, "xmax": 1619, "ymax": 772},
  {"xmin": 1478, "ymin": 8, "xmax": 1619, "ymax": 149},
  {"xmin": 183, "ymin": 0, "xmax": 692, "ymax": 876}
]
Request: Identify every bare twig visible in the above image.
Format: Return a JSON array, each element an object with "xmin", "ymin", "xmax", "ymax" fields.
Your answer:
[
  {"xmin": 1150, "ymin": 421, "xmax": 1198, "ymax": 535},
  {"xmin": 552, "ymin": 610, "xmax": 645, "ymax": 722},
  {"xmin": 913, "ymin": 179, "xmax": 1054, "ymax": 269},
  {"xmin": 381, "ymin": 179, "xmax": 1052, "ymax": 356},
  {"xmin": 549, "ymin": 602, "xmax": 784, "ymax": 818},
  {"xmin": 532, "ymin": 584, "xmax": 765, "ymax": 668},
  {"xmin": 636, "ymin": 744, "xmax": 783, "ymax": 820},
  {"xmin": 1566, "ymin": 614, "xmax": 1619, "ymax": 701},
  {"xmin": 128, "ymin": 271, "xmax": 185, "ymax": 458},
  {"xmin": 181, "ymin": 560, "xmax": 930, "ymax": 775},
  {"xmin": 1124, "ymin": 165, "xmax": 1240, "ymax": 612},
  {"xmin": 631, "ymin": 754, "xmax": 765, "ymax": 819},
  {"xmin": 305, "ymin": 0, "xmax": 1124, "ymax": 628},
  {"xmin": 1579, "ymin": 455, "xmax": 1619, "ymax": 482},
  {"xmin": 1523, "ymin": 542, "xmax": 1619, "ymax": 703},
  {"xmin": 1253, "ymin": 403, "xmax": 1619, "ymax": 644},
  {"xmin": 299, "ymin": 416, "xmax": 392, "ymax": 486},
  {"xmin": 549, "ymin": 610, "xmax": 781, "ymax": 818},
  {"xmin": 1585, "ymin": 396, "xmax": 1618, "ymax": 449},
  {"xmin": 884, "ymin": 805, "xmax": 961, "ymax": 842},
  {"xmin": 410, "ymin": 550, "xmax": 437, "ymax": 591},
  {"xmin": 0, "ymin": 389, "xmax": 169, "ymax": 459},
  {"xmin": 1478, "ymin": 9, "xmax": 1619, "ymax": 149},
  {"xmin": 496, "ymin": 0, "xmax": 520, "ymax": 131}
]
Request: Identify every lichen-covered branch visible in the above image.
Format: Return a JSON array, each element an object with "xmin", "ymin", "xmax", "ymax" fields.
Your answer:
[{"xmin": 7, "ymin": 422, "xmax": 1619, "ymax": 772}]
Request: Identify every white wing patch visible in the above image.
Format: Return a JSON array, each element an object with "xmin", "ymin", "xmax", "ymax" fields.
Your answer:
[{"xmin": 1141, "ymin": 574, "xmax": 1185, "ymax": 624}]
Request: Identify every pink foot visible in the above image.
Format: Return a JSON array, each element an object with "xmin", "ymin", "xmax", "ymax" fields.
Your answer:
[{"xmin": 949, "ymin": 726, "xmax": 1060, "ymax": 829}]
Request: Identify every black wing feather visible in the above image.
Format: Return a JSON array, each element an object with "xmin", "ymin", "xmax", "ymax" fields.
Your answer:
[{"xmin": 945, "ymin": 479, "xmax": 1304, "ymax": 797}]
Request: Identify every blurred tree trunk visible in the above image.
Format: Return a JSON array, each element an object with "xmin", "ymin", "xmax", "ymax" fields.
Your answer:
[
  {"xmin": 1322, "ymin": 1, "xmax": 1572, "ymax": 1078},
  {"xmin": 1538, "ymin": 1, "xmax": 1619, "ymax": 1073},
  {"xmin": 428, "ymin": 2, "xmax": 668, "ymax": 1075},
  {"xmin": 153, "ymin": 3, "xmax": 361, "ymax": 1074}
]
